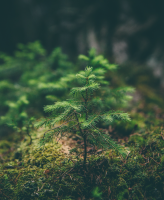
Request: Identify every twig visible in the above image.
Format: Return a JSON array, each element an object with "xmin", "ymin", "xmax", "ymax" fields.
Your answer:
[
  {"xmin": 150, "ymin": 157, "xmax": 160, "ymax": 165},
  {"xmin": 54, "ymin": 166, "xmax": 75, "ymax": 183},
  {"xmin": 14, "ymin": 172, "xmax": 22, "ymax": 184},
  {"xmin": 54, "ymin": 160, "xmax": 90, "ymax": 184},
  {"xmin": 56, "ymin": 186, "xmax": 61, "ymax": 198},
  {"xmin": 0, "ymin": 189, "xmax": 12, "ymax": 200},
  {"xmin": 161, "ymin": 132, "xmax": 164, "ymax": 140},
  {"xmin": 0, "ymin": 154, "xmax": 4, "ymax": 162}
]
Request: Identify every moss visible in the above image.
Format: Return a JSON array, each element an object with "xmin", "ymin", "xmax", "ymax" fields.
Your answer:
[
  {"xmin": 1, "ymin": 118, "xmax": 164, "ymax": 199},
  {"xmin": 117, "ymin": 177, "xmax": 129, "ymax": 200},
  {"xmin": 160, "ymin": 155, "xmax": 164, "ymax": 166},
  {"xmin": 129, "ymin": 134, "xmax": 146, "ymax": 147},
  {"xmin": 91, "ymin": 187, "xmax": 102, "ymax": 199},
  {"xmin": 0, "ymin": 140, "xmax": 11, "ymax": 153},
  {"xmin": 15, "ymin": 129, "xmax": 67, "ymax": 169}
]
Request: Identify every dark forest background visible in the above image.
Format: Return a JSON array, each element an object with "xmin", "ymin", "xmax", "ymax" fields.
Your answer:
[{"xmin": 1, "ymin": 0, "xmax": 164, "ymax": 76}]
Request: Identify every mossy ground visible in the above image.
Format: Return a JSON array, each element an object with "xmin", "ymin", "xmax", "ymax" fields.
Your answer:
[
  {"xmin": 1, "ymin": 65, "xmax": 164, "ymax": 199},
  {"xmin": 1, "ymin": 114, "xmax": 164, "ymax": 200}
]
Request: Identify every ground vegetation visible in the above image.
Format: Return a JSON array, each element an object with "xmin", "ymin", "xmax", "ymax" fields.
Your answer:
[{"xmin": 0, "ymin": 42, "xmax": 164, "ymax": 199}]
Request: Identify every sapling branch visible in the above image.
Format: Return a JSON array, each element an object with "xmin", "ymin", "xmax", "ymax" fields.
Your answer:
[
  {"xmin": 92, "ymin": 125, "xmax": 125, "ymax": 159},
  {"xmin": 56, "ymin": 123, "xmax": 79, "ymax": 142},
  {"xmin": 42, "ymin": 118, "xmax": 76, "ymax": 140},
  {"xmin": 26, "ymin": 124, "xmax": 32, "ymax": 145}
]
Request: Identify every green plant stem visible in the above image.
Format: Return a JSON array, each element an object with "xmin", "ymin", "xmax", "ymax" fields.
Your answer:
[
  {"xmin": 26, "ymin": 125, "xmax": 32, "ymax": 145},
  {"xmin": 74, "ymin": 112, "xmax": 83, "ymax": 136},
  {"xmin": 83, "ymin": 133, "xmax": 87, "ymax": 166},
  {"xmin": 74, "ymin": 110, "xmax": 87, "ymax": 167},
  {"xmin": 83, "ymin": 77, "xmax": 89, "ymax": 167}
]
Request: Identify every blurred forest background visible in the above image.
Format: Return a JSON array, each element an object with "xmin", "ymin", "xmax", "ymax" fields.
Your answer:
[
  {"xmin": 1, "ymin": 0, "xmax": 164, "ymax": 79},
  {"xmin": 0, "ymin": 0, "xmax": 164, "ymax": 138}
]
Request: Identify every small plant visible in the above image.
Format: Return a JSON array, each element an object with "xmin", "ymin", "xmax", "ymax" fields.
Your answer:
[
  {"xmin": 0, "ymin": 41, "xmax": 75, "ymax": 137},
  {"xmin": 92, "ymin": 187, "xmax": 103, "ymax": 199},
  {"xmin": 36, "ymin": 66, "xmax": 132, "ymax": 166}
]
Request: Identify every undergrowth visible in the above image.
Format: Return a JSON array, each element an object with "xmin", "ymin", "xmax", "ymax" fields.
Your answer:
[
  {"xmin": 1, "ymin": 123, "xmax": 164, "ymax": 200},
  {"xmin": 0, "ymin": 43, "xmax": 164, "ymax": 199}
]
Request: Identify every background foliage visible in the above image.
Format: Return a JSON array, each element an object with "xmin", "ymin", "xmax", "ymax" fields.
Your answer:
[{"xmin": 1, "ymin": 0, "xmax": 164, "ymax": 78}]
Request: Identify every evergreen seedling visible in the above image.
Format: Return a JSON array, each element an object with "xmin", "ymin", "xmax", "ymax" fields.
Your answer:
[
  {"xmin": 36, "ymin": 67, "xmax": 131, "ymax": 166},
  {"xmin": 79, "ymin": 48, "xmax": 135, "ymax": 110},
  {"xmin": 0, "ymin": 41, "xmax": 75, "ymax": 136}
]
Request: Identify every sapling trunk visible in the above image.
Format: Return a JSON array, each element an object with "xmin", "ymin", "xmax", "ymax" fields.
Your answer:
[
  {"xmin": 26, "ymin": 124, "xmax": 32, "ymax": 145},
  {"xmin": 83, "ymin": 133, "xmax": 87, "ymax": 166},
  {"xmin": 74, "ymin": 111, "xmax": 87, "ymax": 166},
  {"xmin": 83, "ymin": 78, "xmax": 89, "ymax": 167}
]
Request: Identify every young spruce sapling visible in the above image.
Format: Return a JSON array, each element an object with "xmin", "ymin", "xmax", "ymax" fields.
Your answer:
[{"xmin": 36, "ymin": 66, "xmax": 132, "ymax": 166}]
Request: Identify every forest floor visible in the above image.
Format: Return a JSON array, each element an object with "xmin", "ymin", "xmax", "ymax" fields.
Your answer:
[{"xmin": 1, "ymin": 109, "xmax": 164, "ymax": 200}]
